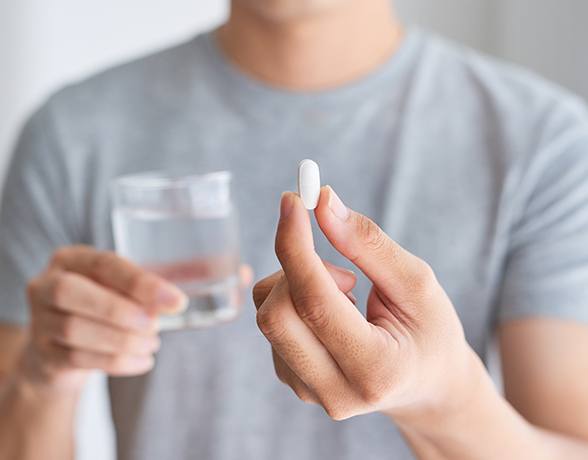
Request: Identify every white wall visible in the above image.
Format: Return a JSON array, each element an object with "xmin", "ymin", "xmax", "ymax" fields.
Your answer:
[
  {"xmin": 397, "ymin": 0, "xmax": 497, "ymax": 53},
  {"xmin": 0, "ymin": 0, "xmax": 228, "ymax": 177},
  {"xmin": 0, "ymin": 1, "xmax": 586, "ymax": 459},
  {"xmin": 396, "ymin": 0, "xmax": 588, "ymax": 99},
  {"xmin": 494, "ymin": 0, "xmax": 588, "ymax": 99}
]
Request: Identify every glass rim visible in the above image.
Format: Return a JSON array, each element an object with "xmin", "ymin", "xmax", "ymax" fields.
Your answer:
[{"xmin": 112, "ymin": 170, "xmax": 232, "ymax": 191}]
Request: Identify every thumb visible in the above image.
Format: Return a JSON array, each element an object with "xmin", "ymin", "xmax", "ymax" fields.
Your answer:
[{"xmin": 314, "ymin": 186, "xmax": 437, "ymax": 306}]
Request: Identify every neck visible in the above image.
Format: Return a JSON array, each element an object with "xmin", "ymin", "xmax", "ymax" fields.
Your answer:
[{"xmin": 217, "ymin": 0, "xmax": 403, "ymax": 91}]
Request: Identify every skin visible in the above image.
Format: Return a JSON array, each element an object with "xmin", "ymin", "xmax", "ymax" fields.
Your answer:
[
  {"xmin": 217, "ymin": 0, "xmax": 402, "ymax": 90},
  {"xmin": 0, "ymin": 246, "xmax": 251, "ymax": 459},
  {"xmin": 254, "ymin": 187, "xmax": 588, "ymax": 459},
  {"xmin": 1, "ymin": 0, "xmax": 587, "ymax": 458}
]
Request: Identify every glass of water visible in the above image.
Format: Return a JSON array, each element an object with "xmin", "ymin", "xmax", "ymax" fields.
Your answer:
[{"xmin": 111, "ymin": 171, "xmax": 241, "ymax": 330}]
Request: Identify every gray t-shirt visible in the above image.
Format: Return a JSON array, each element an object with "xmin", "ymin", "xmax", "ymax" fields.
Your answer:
[{"xmin": 1, "ymin": 28, "xmax": 588, "ymax": 460}]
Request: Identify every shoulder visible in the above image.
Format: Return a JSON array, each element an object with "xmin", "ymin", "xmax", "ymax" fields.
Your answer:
[
  {"xmin": 35, "ymin": 31, "xmax": 214, "ymax": 138},
  {"xmin": 419, "ymin": 29, "xmax": 586, "ymax": 115},
  {"xmin": 415, "ymin": 29, "xmax": 588, "ymax": 161}
]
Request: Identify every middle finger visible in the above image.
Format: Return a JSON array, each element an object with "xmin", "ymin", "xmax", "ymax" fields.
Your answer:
[{"xmin": 257, "ymin": 276, "xmax": 350, "ymax": 401}]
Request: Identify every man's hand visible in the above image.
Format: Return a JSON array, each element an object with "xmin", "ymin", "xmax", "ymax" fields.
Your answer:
[
  {"xmin": 21, "ymin": 246, "xmax": 189, "ymax": 392},
  {"xmin": 253, "ymin": 187, "xmax": 482, "ymax": 422},
  {"xmin": 1, "ymin": 247, "xmax": 252, "ymax": 460}
]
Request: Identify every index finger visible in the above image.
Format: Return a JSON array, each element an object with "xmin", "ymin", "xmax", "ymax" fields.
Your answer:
[
  {"xmin": 275, "ymin": 193, "xmax": 379, "ymax": 363},
  {"xmin": 253, "ymin": 261, "xmax": 357, "ymax": 310},
  {"xmin": 50, "ymin": 246, "xmax": 187, "ymax": 314}
]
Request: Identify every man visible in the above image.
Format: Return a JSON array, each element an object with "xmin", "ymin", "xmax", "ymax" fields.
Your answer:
[{"xmin": 1, "ymin": 0, "xmax": 587, "ymax": 458}]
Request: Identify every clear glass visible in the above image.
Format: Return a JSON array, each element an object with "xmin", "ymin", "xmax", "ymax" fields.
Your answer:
[{"xmin": 111, "ymin": 171, "xmax": 241, "ymax": 330}]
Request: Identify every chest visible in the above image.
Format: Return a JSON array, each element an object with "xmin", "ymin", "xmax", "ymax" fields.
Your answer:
[{"xmin": 82, "ymin": 108, "xmax": 508, "ymax": 352}]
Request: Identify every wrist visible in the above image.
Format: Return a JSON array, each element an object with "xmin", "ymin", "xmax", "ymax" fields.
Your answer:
[
  {"xmin": 387, "ymin": 347, "xmax": 500, "ymax": 434},
  {"xmin": 14, "ymin": 344, "xmax": 85, "ymax": 401},
  {"xmin": 0, "ymin": 348, "xmax": 79, "ymax": 460},
  {"xmin": 389, "ymin": 347, "xmax": 489, "ymax": 431},
  {"xmin": 389, "ymin": 350, "xmax": 538, "ymax": 459}
]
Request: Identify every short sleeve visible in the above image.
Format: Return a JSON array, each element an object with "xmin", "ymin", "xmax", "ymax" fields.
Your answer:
[
  {"xmin": 498, "ymin": 98, "xmax": 588, "ymax": 324},
  {"xmin": 0, "ymin": 100, "xmax": 78, "ymax": 326}
]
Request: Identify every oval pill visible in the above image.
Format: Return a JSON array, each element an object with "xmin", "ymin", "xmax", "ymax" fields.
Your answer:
[{"xmin": 298, "ymin": 159, "xmax": 321, "ymax": 210}]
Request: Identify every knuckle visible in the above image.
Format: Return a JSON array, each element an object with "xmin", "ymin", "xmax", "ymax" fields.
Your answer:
[
  {"xmin": 411, "ymin": 260, "xmax": 437, "ymax": 297},
  {"xmin": 274, "ymin": 237, "xmax": 304, "ymax": 264},
  {"xmin": 292, "ymin": 385, "xmax": 315, "ymax": 404},
  {"xmin": 128, "ymin": 271, "xmax": 152, "ymax": 298},
  {"xmin": 256, "ymin": 307, "xmax": 287, "ymax": 341},
  {"xmin": 299, "ymin": 392, "xmax": 315, "ymax": 404},
  {"xmin": 275, "ymin": 367, "xmax": 289, "ymax": 385},
  {"xmin": 322, "ymin": 401, "xmax": 351, "ymax": 422},
  {"xmin": 252, "ymin": 283, "xmax": 269, "ymax": 309},
  {"xmin": 357, "ymin": 377, "xmax": 392, "ymax": 406},
  {"xmin": 26, "ymin": 277, "xmax": 42, "ymax": 302},
  {"xmin": 52, "ymin": 272, "xmax": 73, "ymax": 306},
  {"xmin": 272, "ymin": 354, "xmax": 290, "ymax": 385},
  {"xmin": 294, "ymin": 294, "xmax": 330, "ymax": 330},
  {"xmin": 49, "ymin": 247, "xmax": 70, "ymax": 268},
  {"xmin": 92, "ymin": 251, "xmax": 118, "ymax": 276},
  {"xmin": 356, "ymin": 215, "xmax": 387, "ymax": 252}
]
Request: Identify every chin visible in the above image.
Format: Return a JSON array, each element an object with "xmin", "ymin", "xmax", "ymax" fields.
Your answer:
[{"xmin": 232, "ymin": 0, "xmax": 350, "ymax": 21}]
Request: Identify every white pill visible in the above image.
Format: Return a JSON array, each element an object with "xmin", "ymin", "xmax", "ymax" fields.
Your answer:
[{"xmin": 298, "ymin": 159, "xmax": 321, "ymax": 210}]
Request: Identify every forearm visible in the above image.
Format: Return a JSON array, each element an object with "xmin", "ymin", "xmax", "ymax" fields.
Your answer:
[
  {"xmin": 0, "ymin": 362, "xmax": 79, "ymax": 460},
  {"xmin": 393, "ymin": 354, "xmax": 588, "ymax": 460}
]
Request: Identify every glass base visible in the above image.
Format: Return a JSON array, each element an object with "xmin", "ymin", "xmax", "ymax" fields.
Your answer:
[{"xmin": 159, "ymin": 275, "xmax": 240, "ymax": 330}]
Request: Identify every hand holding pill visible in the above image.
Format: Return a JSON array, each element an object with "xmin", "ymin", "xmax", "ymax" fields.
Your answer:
[{"xmin": 253, "ymin": 171, "xmax": 484, "ymax": 426}]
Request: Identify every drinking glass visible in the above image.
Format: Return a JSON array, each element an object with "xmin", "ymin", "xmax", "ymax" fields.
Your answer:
[{"xmin": 111, "ymin": 171, "xmax": 241, "ymax": 330}]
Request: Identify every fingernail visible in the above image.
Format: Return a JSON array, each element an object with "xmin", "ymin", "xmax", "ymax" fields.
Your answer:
[
  {"xmin": 346, "ymin": 292, "xmax": 357, "ymax": 304},
  {"xmin": 130, "ymin": 355, "xmax": 155, "ymax": 371},
  {"xmin": 280, "ymin": 192, "xmax": 295, "ymax": 220},
  {"xmin": 327, "ymin": 186, "xmax": 349, "ymax": 221},
  {"xmin": 331, "ymin": 265, "xmax": 356, "ymax": 277},
  {"xmin": 157, "ymin": 285, "xmax": 189, "ymax": 313}
]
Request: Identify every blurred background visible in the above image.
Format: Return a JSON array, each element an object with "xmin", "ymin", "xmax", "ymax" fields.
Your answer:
[{"xmin": 0, "ymin": 1, "xmax": 586, "ymax": 459}]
